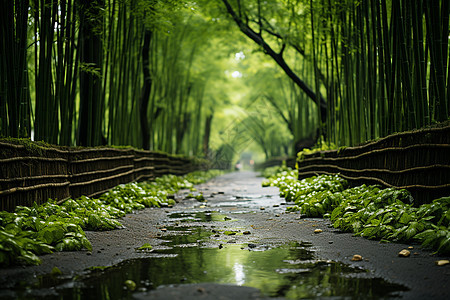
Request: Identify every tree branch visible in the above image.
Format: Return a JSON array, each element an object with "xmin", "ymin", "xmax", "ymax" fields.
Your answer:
[
  {"xmin": 264, "ymin": 94, "xmax": 293, "ymax": 133},
  {"xmin": 221, "ymin": 0, "xmax": 327, "ymax": 121}
]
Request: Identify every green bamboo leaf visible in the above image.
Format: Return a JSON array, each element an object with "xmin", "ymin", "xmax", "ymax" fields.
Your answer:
[
  {"xmin": 405, "ymin": 226, "xmax": 418, "ymax": 240},
  {"xmin": 4, "ymin": 223, "xmax": 21, "ymax": 235},
  {"xmin": 17, "ymin": 251, "xmax": 41, "ymax": 265},
  {"xmin": 137, "ymin": 243, "xmax": 153, "ymax": 251},
  {"xmin": 398, "ymin": 212, "xmax": 411, "ymax": 224},
  {"xmin": 437, "ymin": 236, "xmax": 450, "ymax": 255}
]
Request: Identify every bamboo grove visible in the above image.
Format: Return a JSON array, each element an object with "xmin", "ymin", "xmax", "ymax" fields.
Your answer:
[
  {"xmin": 312, "ymin": 0, "xmax": 450, "ymax": 145},
  {"xmin": 222, "ymin": 0, "xmax": 449, "ymax": 148},
  {"xmin": 0, "ymin": 0, "xmax": 449, "ymax": 159},
  {"xmin": 0, "ymin": 0, "xmax": 222, "ymax": 156}
]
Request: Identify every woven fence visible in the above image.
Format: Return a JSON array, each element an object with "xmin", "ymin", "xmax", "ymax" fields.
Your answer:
[
  {"xmin": 297, "ymin": 125, "xmax": 450, "ymax": 205},
  {"xmin": 0, "ymin": 142, "xmax": 208, "ymax": 211},
  {"xmin": 254, "ymin": 156, "xmax": 296, "ymax": 170}
]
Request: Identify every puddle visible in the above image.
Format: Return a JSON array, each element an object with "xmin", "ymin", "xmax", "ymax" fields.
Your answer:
[
  {"xmin": 3, "ymin": 226, "xmax": 408, "ymax": 299},
  {"xmin": 211, "ymin": 194, "xmax": 285, "ymax": 210},
  {"xmin": 167, "ymin": 211, "xmax": 232, "ymax": 222},
  {"xmin": 154, "ymin": 226, "xmax": 214, "ymax": 248}
]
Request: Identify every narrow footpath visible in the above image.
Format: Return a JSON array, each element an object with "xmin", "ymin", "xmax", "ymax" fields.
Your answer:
[{"xmin": 1, "ymin": 171, "xmax": 449, "ymax": 299}]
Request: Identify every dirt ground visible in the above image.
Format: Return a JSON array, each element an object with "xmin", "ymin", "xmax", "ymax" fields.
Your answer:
[{"xmin": 1, "ymin": 171, "xmax": 449, "ymax": 299}]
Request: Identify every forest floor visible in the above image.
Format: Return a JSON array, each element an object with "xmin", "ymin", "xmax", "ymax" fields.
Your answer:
[{"xmin": 1, "ymin": 171, "xmax": 449, "ymax": 299}]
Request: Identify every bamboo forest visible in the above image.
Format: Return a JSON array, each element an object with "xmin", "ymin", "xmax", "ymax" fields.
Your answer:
[
  {"xmin": 1, "ymin": 1, "xmax": 450, "ymax": 299},
  {"xmin": 1, "ymin": 0, "xmax": 447, "ymax": 155}
]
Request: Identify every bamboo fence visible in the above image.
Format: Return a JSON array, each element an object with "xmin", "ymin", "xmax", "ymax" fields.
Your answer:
[
  {"xmin": 297, "ymin": 125, "xmax": 450, "ymax": 204},
  {"xmin": 254, "ymin": 156, "xmax": 296, "ymax": 170},
  {"xmin": 0, "ymin": 142, "xmax": 207, "ymax": 211}
]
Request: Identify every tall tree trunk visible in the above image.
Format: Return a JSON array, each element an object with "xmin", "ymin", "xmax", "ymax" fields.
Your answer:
[
  {"xmin": 77, "ymin": 0, "xmax": 104, "ymax": 146},
  {"xmin": 0, "ymin": 0, "xmax": 31, "ymax": 138},
  {"xmin": 203, "ymin": 113, "xmax": 213, "ymax": 158},
  {"xmin": 140, "ymin": 29, "xmax": 153, "ymax": 150},
  {"xmin": 34, "ymin": 0, "xmax": 59, "ymax": 143}
]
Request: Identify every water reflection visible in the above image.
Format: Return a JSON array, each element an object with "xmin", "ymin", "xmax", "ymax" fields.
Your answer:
[
  {"xmin": 233, "ymin": 263, "xmax": 245, "ymax": 285},
  {"xmin": 167, "ymin": 211, "xmax": 232, "ymax": 222},
  {"xmin": 3, "ymin": 229, "xmax": 408, "ymax": 299}
]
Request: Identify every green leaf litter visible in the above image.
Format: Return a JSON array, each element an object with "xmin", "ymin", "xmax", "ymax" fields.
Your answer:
[
  {"xmin": 0, "ymin": 170, "xmax": 222, "ymax": 266},
  {"xmin": 263, "ymin": 167, "xmax": 450, "ymax": 255}
]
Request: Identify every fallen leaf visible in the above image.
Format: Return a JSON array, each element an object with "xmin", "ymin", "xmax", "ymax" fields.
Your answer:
[
  {"xmin": 137, "ymin": 243, "xmax": 153, "ymax": 251},
  {"xmin": 351, "ymin": 254, "xmax": 363, "ymax": 261},
  {"xmin": 224, "ymin": 231, "xmax": 237, "ymax": 236},
  {"xmin": 314, "ymin": 229, "xmax": 323, "ymax": 234},
  {"xmin": 51, "ymin": 266, "xmax": 62, "ymax": 276},
  {"xmin": 124, "ymin": 280, "xmax": 136, "ymax": 291},
  {"xmin": 435, "ymin": 260, "xmax": 450, "ymax": 266},
  {"xmin": 398, "ymin": 249, "xmax": 411, "ymax": 257}
]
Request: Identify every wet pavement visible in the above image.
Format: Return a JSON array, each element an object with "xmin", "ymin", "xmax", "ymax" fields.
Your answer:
[{"xmin": 0, "ymin": 171, "xmax": 449, "ymax": 299}]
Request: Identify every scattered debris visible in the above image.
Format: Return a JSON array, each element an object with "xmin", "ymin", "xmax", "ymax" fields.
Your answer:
[
  {"xmin": 351, "ymin": 255, "xmax": 363, "ymax": 261},
  {"xmin": 136, "ymin": 243, "xmax": 153, "ymax": 251},
  {"xmin": 195, "ymin": 194, "xmax": 206, "ymax": 202},
  {"xmin": 224, "ymin": 231, "xmax": 237, "ymax": 236},
  {"xmin": 124, "ymin": 280, "xmax": 136, "ymax": 291},
  {"xmin": 51, "ymin": 266, "xmax": 62, "ymax": 276},
  {"xmin": 435, "ymin": 260, "xmax": 449, "ymax": 266}
]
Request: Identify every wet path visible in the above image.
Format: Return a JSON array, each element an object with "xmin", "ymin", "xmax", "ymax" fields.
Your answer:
[{"xmin": 1, "ymin": 171, "xmax": 449, "ymax": 299}]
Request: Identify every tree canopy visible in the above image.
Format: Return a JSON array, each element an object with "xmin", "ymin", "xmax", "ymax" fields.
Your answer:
[{"xmin": 0, "ymin": 0, "xmax": 448, "ymax": 164}]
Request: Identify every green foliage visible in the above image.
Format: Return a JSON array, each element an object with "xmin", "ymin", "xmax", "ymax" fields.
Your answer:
[
  {"xmin": 265, "ymin": 170, "xmax": 450, "ymax": 255},
  {"xmin": 136, "ymin": 243, "xmax": 153, "ymax": 251},
  {"xmin": 51, "ymin": 266, "xmax": 62, "ymax": 276},
  {"xmin": 261, "ymin": 164, "xmax": 293, "ymax": 180},
  {"xmin": 79, "ymin": 62, "xmax": 101, "ymax": 78},
  {"xmin": 0, "ymin": 138, "xmax": 53, "ymax": 156},
  {"xmin": 124, "ymin": 279, "xmax": 137, "ymax": 291},
  {"xmin": 0, "ymin": 170, "xmax": 222, "ymax": 266},
  {"xmin": 296, "ymin": 140, "xmax": 338, "ymax": 162},
  {"xmin": 0, "ymin": 226, "xmax": 46, "ymax": 266},
  {"xmin": 195, "ymin": 193, "xmax": 206, "ymax": 202}
]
